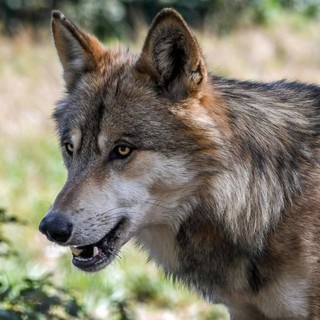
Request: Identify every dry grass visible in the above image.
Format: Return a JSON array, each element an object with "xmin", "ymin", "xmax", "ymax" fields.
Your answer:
[
  {"xmin": 0, "ymin": 31, "xmax": 62, "ymax": 139},
  {"xmin": 201, "ymin": 16, "xmax": 320, "ymax": 82},
  {"xmin": 1, "ymin": 14, "xmax": 320, "ymax": 319}
]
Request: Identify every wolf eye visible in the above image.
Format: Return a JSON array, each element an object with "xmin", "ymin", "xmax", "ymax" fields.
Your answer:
[
  {"xmin": 118, "ymin": 146, "xmax": 131, "ymax": 156},
  {"xmin": 110, "ymin": 145, "xmax": 133, "ymax": 160},
  {"xmin": 64, "ymin": 143, "xmax": 74, "ymax": 156}
]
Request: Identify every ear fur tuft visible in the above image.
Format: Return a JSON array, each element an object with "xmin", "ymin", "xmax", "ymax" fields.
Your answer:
[{"xmin": 137, "ymin": 8, "xmax": 207, "ymax": 99}]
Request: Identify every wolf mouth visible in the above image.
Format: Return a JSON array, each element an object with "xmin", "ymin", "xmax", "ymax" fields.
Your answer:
[{"xmin": 70, "ymin": 217, "xmax": 127, "ymax": 272}]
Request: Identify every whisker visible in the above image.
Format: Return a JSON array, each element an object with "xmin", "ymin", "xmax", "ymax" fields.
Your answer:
[{"xmin": 96, "ymin": 206, "xmax": 133, "ymax": 217}]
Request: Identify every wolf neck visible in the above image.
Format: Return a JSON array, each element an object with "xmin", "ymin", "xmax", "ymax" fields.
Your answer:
[
  {"xmin": 138, "ymin": 202, "xmax": 260, "ymax": 298},
  {"xmin": 174, "ymin": 206, "xmax": 250, "ymax": 296},
  {"xmin": 202, "ymin": 76, "xmax": 308, "ymax": 248}
]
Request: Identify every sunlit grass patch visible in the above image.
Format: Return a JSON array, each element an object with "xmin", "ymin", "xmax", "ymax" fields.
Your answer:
[{"xmin": 0, "ymin": 135, "xmax": 65, "ymax": 222}]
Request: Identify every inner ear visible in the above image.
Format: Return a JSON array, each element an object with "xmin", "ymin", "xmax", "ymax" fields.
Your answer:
[
  {"xmin": 137, "ymin": 8, "xmax": 207, "ymax": 98},
  {"xmin": 154, "ymin": 28, "xmax": 189, "ymax": 85}
]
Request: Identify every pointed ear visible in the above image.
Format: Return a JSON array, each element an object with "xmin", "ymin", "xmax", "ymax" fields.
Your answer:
[
  {"xmin": 51, "ymin": 11, "xmax": 105, "ymax": 88},
  {"xmin": 136, "ymin": 8, "xmax": 207, "ymax": 98}
]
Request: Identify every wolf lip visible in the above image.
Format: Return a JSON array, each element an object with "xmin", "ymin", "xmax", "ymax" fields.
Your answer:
[{"xmin": 71, "ymin": 218, "xmax": 126, "ymax": 272}]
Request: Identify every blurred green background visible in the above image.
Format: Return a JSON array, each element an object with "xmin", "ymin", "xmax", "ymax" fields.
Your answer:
[{"xmin": 1, "ymin": 0, "xmax": 320, "ymax": 319}]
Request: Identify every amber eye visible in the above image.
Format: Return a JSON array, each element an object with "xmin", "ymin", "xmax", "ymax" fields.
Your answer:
[
  {"xmin": 64, "ymin": 143, "xmax": 74, "ymax": 156},
  {"xmin": 117, "ymin": 146, "xmax": 131, "ymax": 156},
  {"xmin": 109, "ymin": 145, "xmax": 133, "ymax": 160}
]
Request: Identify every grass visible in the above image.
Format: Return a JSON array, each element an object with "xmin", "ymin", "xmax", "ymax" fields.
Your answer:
[{"xmin": 1, "ymin": 12, "xmax": 320, "ymax": 319}]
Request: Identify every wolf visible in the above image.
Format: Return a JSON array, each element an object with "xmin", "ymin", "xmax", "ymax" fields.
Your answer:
[{"xmin": 39, "ymin": 8, "xmax": 320, "ymax": 319}]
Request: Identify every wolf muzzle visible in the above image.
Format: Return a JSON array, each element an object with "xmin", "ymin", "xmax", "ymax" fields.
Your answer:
[{"xmin": 39, "ymin": 212, "xmax": 73, "ymax": 244}]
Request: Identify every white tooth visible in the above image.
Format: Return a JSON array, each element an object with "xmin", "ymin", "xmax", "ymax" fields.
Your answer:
[
  {"xmin": 75, "ymin": 256, "xmax": 91, "ymax": 261},
  {"xmin": 93, "ymin": 246, "xmax": 99, "ymax": 257},
  {"xmin": 70, "ymin": 246, "xmax": 83, "ymax": 256}
]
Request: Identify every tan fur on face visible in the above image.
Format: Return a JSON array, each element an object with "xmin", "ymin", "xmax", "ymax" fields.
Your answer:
[
  {"xmin": 122, "ymin": 151, "xmax": 158, "ymax": 179},
  {"xmin": 200, "ymin": 84, "xmax": 233, "ymax": 138},
  {"xmin": 70, "ymin": 128, "xmax": 82, "ymax": 154}
]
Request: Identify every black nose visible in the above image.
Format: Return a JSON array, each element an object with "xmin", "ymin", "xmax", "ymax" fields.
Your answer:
[{"xmin": 39, "ymin": 213, "xmax": 73, "ymax": 244}]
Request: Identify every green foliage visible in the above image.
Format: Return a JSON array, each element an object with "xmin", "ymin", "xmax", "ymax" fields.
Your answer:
[
  {"xmin": 0, "ymin": 208, "xmax": 21, "ymax": 224},
  {"xmin": 0, "ymin": 208, "xmax": 22, "ymax": 258},
  {"xmin": 110, "ymin": 300, "xmax": 134, "ymax": 320},
  {"xmin": 0, "ymin": 209, "xmax": 91, "ymax": 320},
  {"xmin": 202, "ymin": 307, "xmax": 231, "ymax": 320},
  {"xmin": 1, "ymin": 0, "xmax": 320, "ymax": 37},
  {"xmin": 252, "ymin": 0, "xmax": 320, "ymax": 24},
  {"xmin": 63, "ymin": 0, "xmax": 127, "ymax": 39},
  {"xmin": 0, "ymin": 275, "xmax": 91, "ymax": 320}
]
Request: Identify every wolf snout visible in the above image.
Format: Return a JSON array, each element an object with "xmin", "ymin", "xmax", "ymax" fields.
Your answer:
[{"xmin": 39, "ymin": 212, "xmax": 73, "ymax": 244}]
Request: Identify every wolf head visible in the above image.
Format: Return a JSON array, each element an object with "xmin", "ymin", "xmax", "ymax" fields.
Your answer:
[{"xmin": 39, "ymin": 8, "xmax": 224, "ymax": 272}]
